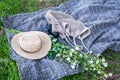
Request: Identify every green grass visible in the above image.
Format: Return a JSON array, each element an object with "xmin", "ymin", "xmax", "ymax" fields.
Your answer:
[
  {"xmin": 0, "ymin": 0, "xmax": 120, "ymax": 80},
  {"xmin": 0, "ymin": 33, "xmax": 20, "ymax": 80},
  {"xmin": 0, "ymin": 0, "xmax": 40, "ymax": 80},
  {"xmin": 103, "ymin": 50, "xmax": 120, "ymax": 74}
]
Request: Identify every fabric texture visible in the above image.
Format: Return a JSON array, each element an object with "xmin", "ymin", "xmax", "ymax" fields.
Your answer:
[{"xmin": 1, "ymin": 0, "xmax": 120, "ymax": 80}]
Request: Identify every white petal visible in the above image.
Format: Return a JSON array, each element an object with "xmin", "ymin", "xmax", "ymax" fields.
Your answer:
[
  {"xmin": 98, "ymin": 71, "xmax": 101, "ymax": 74},
  {"xmin": 70, "ymin": 53, "xmax": 72, "ymax": 56},
  {"xmin": 71, "ymin": 65, "xmax": 75, "ymax": 69},
  {"xmin": 56, "ymin": 54, "xmax": 60, "ymax": 57},
  {"xmin": 97, "ymin": 54, "xmax": 100, "ymax": 57},
  {"xmin": 103, "ymin": 63, "xmax": 108, "ymax": 67},
  {"xmin": 73, "ymin": 62, "xmax": 76, "ymax": 66},
  {"xmin": 66, "ymin": 57, "xmax": 70, "ymax": 61},
  {"xmin": 70, "ymin": 49, "xmax": 75, "ymax": 52},
  {"xmin": 89, "ymin": 51, "xmax": 93, "ymax": 54},
  {"xmin": 93, "ymin": 68, "xmax": 96, "ymax": 71},
  {"xmin": 96, "ymin": 60, "xmax": 99, "ymax": 64},
  {"xmin": 104, "ymin": 74, "xmax": 108, "ymax": 78},
  {"xmin": 108, "ymin": 73, "xmax": 112, "ymax": 77},
  {"xmin": 102, "ymin": 58, "xmax": 105, "ymax": 62},
  {"xmin": 89, "ymin": 60, "xmax": 94, "ymax": 64},
  {"xmin": 75, "ymin": 46, "xmax": 80, "ymax": 50},
  {"xmin": 79, "ymin": 54, "xmax": 83, "ymax": 57},
  {"xmin": 85, "ymin": 68, "xmax": 88, "ymax": 70}
]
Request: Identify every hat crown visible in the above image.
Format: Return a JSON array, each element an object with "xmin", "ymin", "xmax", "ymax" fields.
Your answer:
[{"xmin": 19, "ymin": 34, "xmax": 41, "ymax": 53}]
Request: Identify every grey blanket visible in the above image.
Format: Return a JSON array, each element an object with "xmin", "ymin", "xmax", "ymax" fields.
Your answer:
[{"xmin": 1, "ymin": 0, "xmax": 120, "ymax": 80}]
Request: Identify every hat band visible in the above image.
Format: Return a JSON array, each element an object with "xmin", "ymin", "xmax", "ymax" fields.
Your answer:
[{"xmin": 20, "ymin": 46, "xmax": 41, "ymax": 53}]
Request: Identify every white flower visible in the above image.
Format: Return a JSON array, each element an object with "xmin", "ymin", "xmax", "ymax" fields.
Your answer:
[
  {"xmin": 39, "ymin": 0, "xmax": 43, "ymax": 2},
  {"xmin": 93, "ymin": 68, "xmax": 96, "ymax": 71},
  {"xmin": 71, "ymin": 64, "xmax": 76, "ymax": 69},
  {"xmin": 89, "ymin": 51, "xmax": 93, "ymax": 54},
  {"xmin": 53, "ymin": 59, "xmax": 56, "ymax": 62},
  {"xmin": 108, "ymin": 73, "xmax": 112, "ymax": 77},
  {"xmin": 74, "ymin": 60, "xmax": 79, "ymax": 65},
  {"xmin": 91, "ymin": 64, "xmax": 95, "ymax": 67},
  {"xmin": 102, "ymin": 58, "xmax": 105, "ymax": 62},
  {"xmin": 75, "ymin": 46, "xmax": 80, "ymax": 50},
  {"xmin": 98, "ymin": 71, "xmax": 101, "ymax": 74},
  {"xmin": 73, "ymin": 62, "xmax": 76, "ymax": 66},
  {"xmin": 85, "ymin": 68, "xmax": 88, "ymax": 70},
  {"xmin": 96, "ymin": 60, "xmax": 99, "ymax": 64},
  {"xmin": 79, "ymin": 54, "xmax": 83, "ymax": 57},
  {"xmin": 104, "ymin": 74, "xmax": 108, "ymax": 78},
  {"xmin": 56, "ymin": 54, "xmax": 60, "ymax": 57},
  {"xmin": 66, "ymin": 57, "xmax": 71, "ymax": 61},
  {"xmin": 70, "ymin": 49, "xmax": 75, "ymax": 52},
  {"xmin": 102, "ymin": 63, "xmax": 108, "ymax": 67},
  {"xmin": 89, "ymin": 60, "xmax": 94, "ymax": 64},
  {"xmin": 70, "ymin": 52, "xmax": 72, "ymax": 56},
  {"xmin": 97, "ymin": 54, "xmax": 100, "ymax": 57}
]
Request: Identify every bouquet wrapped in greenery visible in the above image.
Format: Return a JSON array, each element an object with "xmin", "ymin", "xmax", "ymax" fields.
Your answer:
[{"xmin": 49, "ymin": 35, "xmax": 112, "ymax": 80}]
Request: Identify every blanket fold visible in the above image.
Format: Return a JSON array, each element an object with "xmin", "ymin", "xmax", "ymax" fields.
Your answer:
[{"xmin": 1, "ymin": 0, "xmax": 120, "ymax": 79}]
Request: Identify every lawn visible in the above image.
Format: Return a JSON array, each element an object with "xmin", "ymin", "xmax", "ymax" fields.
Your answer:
[{"xmin": 0, "ymin": 0, "xmax": 120, "ymax": 80}]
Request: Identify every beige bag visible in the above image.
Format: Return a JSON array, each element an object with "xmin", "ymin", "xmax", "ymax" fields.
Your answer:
[{"xmin": 45, "ymin": 10, "xmax": 91, "ymax": 53}]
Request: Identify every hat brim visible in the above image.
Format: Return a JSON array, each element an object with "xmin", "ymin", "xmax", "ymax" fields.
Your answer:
[{"xmin": 11, "ymin": 31, "xmax": 51, "ymax": 59}]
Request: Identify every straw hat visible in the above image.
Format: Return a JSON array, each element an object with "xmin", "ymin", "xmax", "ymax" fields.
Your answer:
[{"xmin": 11, "ymin": 31, "xmax": 51, "ymax": 59}]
